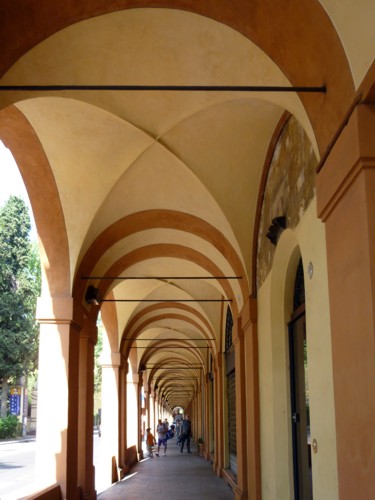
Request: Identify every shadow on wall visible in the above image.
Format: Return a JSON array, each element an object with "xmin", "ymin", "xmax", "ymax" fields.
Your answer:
[
  {"xmin": 115, "ymin": 445, "xmax": 138, "ymax": 481},
  {"xmin": 24, "ymin": 484, "xmax": 62, "ymax": 500}
]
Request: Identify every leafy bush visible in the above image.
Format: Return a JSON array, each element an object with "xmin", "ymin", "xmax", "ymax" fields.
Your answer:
[{"xmin": 0, "ymin": 415, "xmax": 21, "ymax": 438}]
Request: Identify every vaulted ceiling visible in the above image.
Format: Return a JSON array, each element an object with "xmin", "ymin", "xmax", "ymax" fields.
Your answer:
[{"xmin": 0, "ymin": 1, "xmax": 373, "ymax": 410}]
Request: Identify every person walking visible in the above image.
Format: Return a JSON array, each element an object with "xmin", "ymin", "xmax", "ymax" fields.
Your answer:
[
  {"xmin": 180, "ymin": 415, "xmax": 192, "ymax": 453},
  {"xmin": 156, "ymin": 418, "xmax": 168, "ymax": 457},
  {"xmin": 176, "ymin": 418, "xmax": 182, "ymax": 440},
  {"xmin": 145, "ymin": 427, "xmax": 156, "ymax": 458}
]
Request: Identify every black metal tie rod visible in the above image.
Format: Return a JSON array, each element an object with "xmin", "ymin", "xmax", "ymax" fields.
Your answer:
[
  {"xmin": 100, "ymin": 298, "xmax": 231, "ymax": 302},
  {"xmin": 0, "ymin": 84, "xmax": 326, "ymax": 93},
  {"xmin": 81, "ymin": 275, "xmax": 242, "ymax": 280}
]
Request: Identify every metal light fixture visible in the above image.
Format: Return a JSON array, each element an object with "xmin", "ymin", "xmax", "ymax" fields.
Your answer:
[
  {"xmin": 85, "ymin": 285, "xmax": 101, "ymax": 305},
  {"xmin": 266, "ymin": 216, "xmax": 286, "ymax": 245}
]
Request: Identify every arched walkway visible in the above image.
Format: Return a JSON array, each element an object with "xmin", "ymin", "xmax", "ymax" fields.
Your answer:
[
  {"xmin": 97, "ymin": 439, "xmax": 234, "ymax": 499},
  {"xmin": 0, "ymin": 3, "xmax": 374, "ymax": 500}
]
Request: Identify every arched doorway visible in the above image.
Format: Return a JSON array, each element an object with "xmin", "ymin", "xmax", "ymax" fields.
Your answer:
[{"xmin": 288, "ymin": 258, "xmax": 312, "ymax": 499}]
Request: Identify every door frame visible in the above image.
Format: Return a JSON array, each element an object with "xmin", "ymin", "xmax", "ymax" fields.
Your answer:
[{"xmin": 289, "ymin": 304, "xmax": 312, "ymax": 500}]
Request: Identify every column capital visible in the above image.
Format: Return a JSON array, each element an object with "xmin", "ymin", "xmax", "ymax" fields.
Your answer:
[
  {"xmin": 101, "ymin": 351, "xmax": 121, "ymax": 368},
  {"xmin": 127, "ymin": 373, "xmax": 140, "ymax": 384},
  {"xmin": 36, "ymin": 296, "xmax": 83, "ymax": 331}
]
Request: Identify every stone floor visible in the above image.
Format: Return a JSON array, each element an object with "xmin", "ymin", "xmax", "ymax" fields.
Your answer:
[{"xmin": 97, "ymin": 440, "xmax": 234, "ymax": 500}]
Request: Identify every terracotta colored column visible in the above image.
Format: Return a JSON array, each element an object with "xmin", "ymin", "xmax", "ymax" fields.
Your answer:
[
  {"xmin": 240, "ymin": 297, "xmax": 261, "ymax": 500},
  {"xmin": 35, "ymin": 296, "xmax": 82, "ymax": 500},
  {"xmin": 214, "ymin": 353, "xmax": 225, "ymax": 476},
  {"xmin": 316, "ymin": 104, "xmax": 375, "ymax": 500},
  {"xmin": 204, "ymin": 372, "xmax": 211, "ymax": 459},
  {"xmin": 77, "ymin": 316, "xmax": 97, "ymax": 499},
  {"xmin": 233, "ymin": 317, "xmax": 248, "ymax": 499},
  {"xmin": 126, "ymin": 372, "xmax": 139, "ymax": 453},
  {"xmin": 144, "ymin": 383, "xmax": 150, "ymax": 429},
  {"xmin": 150, "ymin": 387, "xmax": 156, "ymax": 432},
  {"xmin": 100, "ymin": 352, "xmax": 121, "ymax": 488},
  {"xmin": 138, "ymin": 373, "xmax": 145, "ymax": 459},
  {"xmin": 118, "ymin": 358, "xmax": 127, "ymax": 478}
]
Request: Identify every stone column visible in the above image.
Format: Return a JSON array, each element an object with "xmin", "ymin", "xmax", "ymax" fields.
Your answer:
[
  {"xmin": 214, "ymin": 353, "xmax": 224, "ymax": 476},
  {"xmin": 126, "ymin": 372, "xmax": 139, "ymax": 453},
  {"xmin": 155, "ymin": 391, "xmax": 160, "ymax": 423},
  {"xmin": 240, "ymin": 297, "xmax": 261, "ymax": 500},
  {"xmin": 144, "ymin": 383, "xmax": 150, "ymax": 429},
  {"xmin": 204, "ymin": 373, "xmax": 214, "ymax": 460},
  {"xmin": 100, "ymin": 351, "xmax": 121, "ymax": 489},
  {"xmin": 118, "ymin": 358, "xmax": 127, "ymax": 477},
  {"xmin": 150, "ymin": 388, "xmax": 155, "ymax": 432},
  {"xmin": 316, "ymin": 104, "xmax": 375, "ymax": 500},
  {"xmin": 77, "ymin": 316, "xmax": 97, "ymax": 499},
  {"xmin": 138, "ymin": 373, "xmax": 145, "ymax": 459},
  {"xmin": 232, "ymin": 317, "xmax": 248, "ymax": 499},
  {"xmin": 35, "ymin": 296, "xmax": 82, "ymax": 500}
]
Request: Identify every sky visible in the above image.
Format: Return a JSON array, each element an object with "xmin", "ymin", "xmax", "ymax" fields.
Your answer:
[{"xmin": 0, "ymin": 140, "xmax": 37, "ymax": 240}]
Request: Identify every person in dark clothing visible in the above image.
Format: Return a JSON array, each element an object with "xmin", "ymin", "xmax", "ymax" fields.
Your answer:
[{"xmin": 180, "ymin": 415, "xmax": 192, "ymax": 453}]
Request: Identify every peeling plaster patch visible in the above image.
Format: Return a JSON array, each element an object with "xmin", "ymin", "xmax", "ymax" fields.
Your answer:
[{"xmin": 256, "ymin": 117, "xmax": 317, "ymax": 289}]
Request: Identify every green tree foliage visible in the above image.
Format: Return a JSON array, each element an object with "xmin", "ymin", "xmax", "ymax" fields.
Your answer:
[
  {"xmin": 0, "ymin": 196, "xmax": 41, "ymax": 412},
  {"xmin": 94, "ymin": 315, "xmax": 103, "ymax": 394},
  {"xmin": 0, "ymin": 414, "xmax": 22, "ymax": 438}
]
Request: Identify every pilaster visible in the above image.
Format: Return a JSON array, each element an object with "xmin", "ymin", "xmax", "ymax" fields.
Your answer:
[
  {"xmin": 232, "ymin": 318, "xmax": 248, "ymax": 499},
  {"xmin": 316, "ymin": 104, "xmax": 375, "ymax": 500},
  {"xmin": 214, "ymin": 352, "xmax": 224, "ymax": 476},
  {"xmin": 78, "ymin": 316, "xmax": 97, "ymax": 499},
  {"xmin": 240, "ymin": 296, "xmax": 261, "ymax": 500}
]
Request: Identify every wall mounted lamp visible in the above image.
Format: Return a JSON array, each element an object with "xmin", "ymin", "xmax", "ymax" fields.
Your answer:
[
  {"xmin": 85, "ymin": 285, "xmax": 101, "ymax": 305},
  {"xmin": 266, "ymin": 216, "xmax": 286, "ymax": 245}
]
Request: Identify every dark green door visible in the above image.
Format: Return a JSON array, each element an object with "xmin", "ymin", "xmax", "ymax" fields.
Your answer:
[{"xmin": 289, "ymin": 311, "xmax": 313, "ymax": 500}]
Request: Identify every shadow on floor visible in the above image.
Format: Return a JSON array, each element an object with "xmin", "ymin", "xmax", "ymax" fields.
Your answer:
[{"xmin": 97, "ymin": 440, "xmax": 234, "ymax": 500}]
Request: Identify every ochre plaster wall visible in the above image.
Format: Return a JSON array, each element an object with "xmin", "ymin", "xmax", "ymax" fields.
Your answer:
[
  {"xmin": 317, "ymin": 104, "xmax": 375, "ymax": 500},
  {"xmin": 257, "ymin": 199, "xmax": 338, "ymax": 500}
]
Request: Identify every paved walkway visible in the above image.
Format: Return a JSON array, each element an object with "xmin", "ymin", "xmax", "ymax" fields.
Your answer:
[{"xmin": 97, "ymin": 439, "xmax": 234, "ymax": 500}]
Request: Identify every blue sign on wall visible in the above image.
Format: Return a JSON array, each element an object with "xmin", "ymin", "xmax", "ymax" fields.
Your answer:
[
  {"xmin": 9, "ymin": 387, "xmax": 21, "ymax": 416},
  {"xmin": 10, "ymin": 393, "xmax": 20, "ymax": 415}
]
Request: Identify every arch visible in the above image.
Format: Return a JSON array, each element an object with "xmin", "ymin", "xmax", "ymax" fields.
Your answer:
[
  {"xmin": 0, "ymin": 105, "xmax": 70, "ymax": 296},
  {"xmin": 103, "ymin": 245, "xmax": 238, "ymax": 316},
  {"xmin": 75, "ymin": 210, "xmax": 249, "ymax": 305}
]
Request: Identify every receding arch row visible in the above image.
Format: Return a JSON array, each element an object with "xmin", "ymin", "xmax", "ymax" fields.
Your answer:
[
  {"xmin": 121, "ymin": 312, "xmax": 217, "ymax": 360},
  {"xmin": 144, "ymin": 352, "xmax": 204, "ymax": 407},
  {"xmin": 81, "ymin": 242, "xmax": 245, "ymax": 318},
  {"xmin": 75, "ymin": 210, "xmax": 249, "ymax": 301},
  {"xmin": 124, "ymin": 302, "xmax": 217, "ymax": 343}
]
